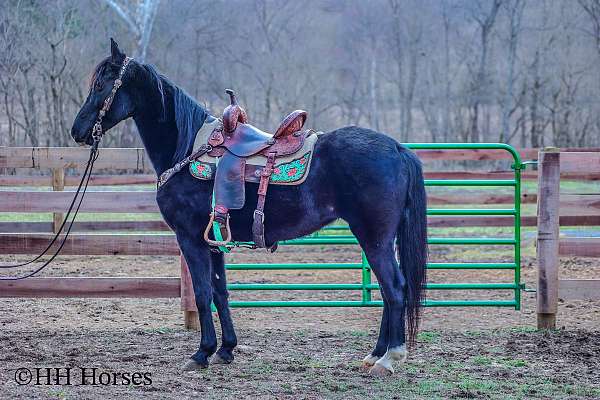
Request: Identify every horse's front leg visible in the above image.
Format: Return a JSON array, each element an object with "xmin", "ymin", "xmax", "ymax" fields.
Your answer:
[
  {"xmin": 178, "ymin": 237, "xmax": 218, "ymax": 370},
  {"xmin": 209, "ymin": 250, "xmax": 238, "ymax": 364}
]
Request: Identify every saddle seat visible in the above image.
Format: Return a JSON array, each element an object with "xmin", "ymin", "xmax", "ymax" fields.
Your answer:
[
  {"xmin": 210, "ymin": 89, "xmax": 308, "ymax": 157},
  {"xmin": 201, "ymin": 90, "xmax": 313, "ymax": 251}
]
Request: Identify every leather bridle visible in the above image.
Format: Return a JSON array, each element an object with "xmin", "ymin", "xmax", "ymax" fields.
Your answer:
[
  {"xmin": 0, "ymin": 56, "xmax": 133, "ymax": 280},
  {"xmin": 91, "ymin": 56, "xmax": 132, "ymax": 145}
]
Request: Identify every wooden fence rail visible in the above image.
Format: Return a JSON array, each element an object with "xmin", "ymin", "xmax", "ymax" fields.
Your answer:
[
  {"xmin": 1, "ymin": 190, "xmax": 598, "ymax": 215},
  {"xmin": 0, "ymin": 190, "xmax": 537, "ymax": 213},
  {"xmin": 0, "ymin": 277, "xmax": 181, "ymax": 298},
  {"xmin": 3, "ymin": 216, "xmax": 600, "ymax": 235},
  {"xmin": 0, "ymin": 233, "xmax": 180, "ymax": 256},
  {"xmin": 2, "ymin": 145, "xmax": 599, "ymax": 168},
  {"xmin": 3, "ymin": 170, "xmax": 600, "ymax": 186}
]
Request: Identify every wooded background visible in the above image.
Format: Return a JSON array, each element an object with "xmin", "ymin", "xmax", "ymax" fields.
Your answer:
[{"xmin": 2, "ymin": 0, "xmax": 600, "ymax": 149}]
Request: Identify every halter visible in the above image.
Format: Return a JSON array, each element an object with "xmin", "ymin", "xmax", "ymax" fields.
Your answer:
[
  {"xmin": 91, "ymin": 56, "xmax": 132, "ymax": 144},
  {"xmin": 0, "ymin": 56, "xmax": 133, "ymax": 280}
]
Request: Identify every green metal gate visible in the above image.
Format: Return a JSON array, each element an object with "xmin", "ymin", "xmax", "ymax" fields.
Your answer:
[{"xmin": 224, "ymin": 143, "xmax": 523, "ymax": 309}]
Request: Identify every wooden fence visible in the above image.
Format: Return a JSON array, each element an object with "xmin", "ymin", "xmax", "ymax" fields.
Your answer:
[
  {"xmin": 536, "ymin": 148, "xmax": 600, "ymax": 329},
  {"xmin": 1, "ymin": 146, "xmax": 599, "ymax": 329},
  {"xmin": 0, "ymin": 147, "xmax": 202, "ymax": 328}
]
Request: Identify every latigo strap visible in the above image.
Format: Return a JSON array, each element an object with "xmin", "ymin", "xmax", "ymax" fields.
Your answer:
[{"xmin": 252, "ymin": 152, "xmax": 277, "ymax": 249}]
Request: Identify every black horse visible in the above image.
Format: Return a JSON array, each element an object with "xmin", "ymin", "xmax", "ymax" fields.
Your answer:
[{"xmin": 71, "ymin": 40, "xmax": 428, "ymax": 376}]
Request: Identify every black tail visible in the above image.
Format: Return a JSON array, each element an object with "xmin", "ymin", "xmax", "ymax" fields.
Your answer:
[{"xmin": 396, "ymin": 147, "xmax": 428, "ymax": 347}]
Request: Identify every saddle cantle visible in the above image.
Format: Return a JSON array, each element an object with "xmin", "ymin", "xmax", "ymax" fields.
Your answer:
[{"xmin": 199, "ymin": 89, "xmax": 316, "ymax": 251}]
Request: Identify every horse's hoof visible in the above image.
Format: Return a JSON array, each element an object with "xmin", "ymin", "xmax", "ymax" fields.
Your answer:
[
  {"xmin": 361, "ymin": 354, "xmax": 379, "ymax": 371},
  {"xmin": 182, "ymin": 359, "xmax": 208, "ymax": 371},
  {"xmin": 210, "ymin": 353, "xmax": 232, "ymax": 365},
  {"xmin": 361, "ymin": 360, "xmax": 374, "ymax": 371},
  {"xmin": 369, "ymin": 363, "xmax": 393, "ymax": 377}
]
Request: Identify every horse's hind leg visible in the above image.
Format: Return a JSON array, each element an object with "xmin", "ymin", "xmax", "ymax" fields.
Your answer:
[
  {"xmin": 360, "ymin": 241, "xmax": 408, "ymax": 376},
  {"xmin": 209, "ymin": 251, "xmax": 238, "ymax": 365},
  {"xmin": 361, "ymin": 297, "xmax": 389, "ymax": 370}
]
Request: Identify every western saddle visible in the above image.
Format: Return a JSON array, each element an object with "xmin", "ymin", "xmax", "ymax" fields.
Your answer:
[{"xmin": 203, "ymin": 89, "xmax": 310, "ymax": 251}]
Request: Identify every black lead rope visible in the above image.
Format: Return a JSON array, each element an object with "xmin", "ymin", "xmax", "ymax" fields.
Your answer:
[{"xmin": 0, "ymin": 142, "xmax": 100, "ymax": 280}]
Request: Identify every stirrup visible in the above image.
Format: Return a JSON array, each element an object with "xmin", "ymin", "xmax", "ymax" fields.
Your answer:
[{"xmin": 203, "ymin": 212, "xmax": 232, "ymax": 248}]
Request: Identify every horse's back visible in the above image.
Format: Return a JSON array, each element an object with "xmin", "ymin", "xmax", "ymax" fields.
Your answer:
[{"xmin": 312, "ymin": 126, "xmax": 415, "ymax": 199}]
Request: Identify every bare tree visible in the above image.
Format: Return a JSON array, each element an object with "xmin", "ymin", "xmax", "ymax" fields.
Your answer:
[
  {"xmin": 499, "ymin": 0, "xmax": 526, "ymax": 142},
  {"xmin": 579, "ymin": 0, "xmax": 600, "ymax": 55},
  {"xmin": 102, "ymin": 0, "xmax": 160, "ymax": 63},
  {"xmin": 388, "ymin": 0, "xmax": 423, "ymax": 141},
  {"xmin": 467, "ymin": 0, "xmax": 503, "ymax": 142},
  {"xmin": 441, "ymin": 0, "xmax": 453, "ymax": 142}
]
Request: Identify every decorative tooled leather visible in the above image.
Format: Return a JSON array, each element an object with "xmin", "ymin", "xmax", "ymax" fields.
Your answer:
[
  {"xmin": 260, "ymin": 130, "xmax": 306, "ymax": 156},
  {"xmin": 222, "ymin": 104, "xmax": 248, "ymax": 133},
  {"xmin": 207, "ymin": 147, "xmax": 226, "ymax": 157},
  {"xmin": 208, "ymin": 128, "xmax": 225, "ymax": 147},
  {"xmin": 274, "ymin": 110, "xmax": 307, "ymax": 138}
]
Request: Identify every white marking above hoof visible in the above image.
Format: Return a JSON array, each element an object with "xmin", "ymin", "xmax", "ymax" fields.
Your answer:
[
  {"xmin": 370, "ymin": 345, "xmax": 408, "ymax": 376},
  {"xmin": 373, "ymin": 355, "xmax": 394, "ymax": 374},
  {"xmin": 182, "ymin": 359, "xmax": 207, "ymax": 371},
  {"xmin": 387, "ymin": 345, "xmax": 408, "ymax": 362}
]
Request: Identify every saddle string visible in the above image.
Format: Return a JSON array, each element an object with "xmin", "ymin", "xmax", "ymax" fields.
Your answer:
[{"xmin": 0, "ymin": 57, "xmax": 132, "ymax": 280}]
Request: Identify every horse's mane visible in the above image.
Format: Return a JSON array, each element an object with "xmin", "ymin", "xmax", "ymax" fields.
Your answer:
[
  {"xmin": 91, "ymin": 57, "xmax": 208, "ymax": 164},
  {"xmin": 143, "ymin": 64, "xmax": 208, "ymax": 164}
]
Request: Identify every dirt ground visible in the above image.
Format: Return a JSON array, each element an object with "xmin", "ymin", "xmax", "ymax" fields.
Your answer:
[{"xmin": 1, "ymin": 246, "xmax": 600, "ymax": 399}]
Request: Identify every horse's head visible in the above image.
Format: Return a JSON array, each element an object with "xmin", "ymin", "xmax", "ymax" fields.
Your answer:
[{"xmin": 71, "ymin": 39, "xmax": 137, "ymax": 145}]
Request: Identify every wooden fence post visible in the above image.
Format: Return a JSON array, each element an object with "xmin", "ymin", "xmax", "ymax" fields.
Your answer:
[
  {"xmin": 536, "ymin": 147, "xmax": 560, "ymax": 329},
  {"xmin": 180, "ymin": 255, "xmax": 199, "ymax": 330},
  {"xmin": 52, "ymin": 168, "xmax": 65, "ymax": 233}
]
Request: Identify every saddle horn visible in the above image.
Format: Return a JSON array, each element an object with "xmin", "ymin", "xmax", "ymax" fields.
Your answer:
[
  {"xmin": 222, "ymin": 89, "xmax": 248, "ymax": 133},
  {"xmin": 225, "ymin": 89, "xmax": 237, "ymax": 105}
]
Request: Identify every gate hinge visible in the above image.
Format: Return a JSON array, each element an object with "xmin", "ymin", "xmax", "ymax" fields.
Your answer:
[
  {"xmin": 513, "ymin": 160, "xmax": 537, "ymax": 171},
  {"xmin": 520, "ymin": 283, "xmax": 536, "ymax": 293}
]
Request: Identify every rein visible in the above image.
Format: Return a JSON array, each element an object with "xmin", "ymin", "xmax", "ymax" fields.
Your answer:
[{"xmin": 0, "ymin": 57, "xmax": 132, "ymax": 281}]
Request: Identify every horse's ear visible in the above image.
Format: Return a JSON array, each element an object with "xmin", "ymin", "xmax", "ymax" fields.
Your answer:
[{"xmin": 110, "ymin": 38, "xmax": 125, "ymax": 64}]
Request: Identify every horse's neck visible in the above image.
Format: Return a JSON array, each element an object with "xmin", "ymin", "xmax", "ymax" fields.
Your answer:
[
  {"xmin": 131, "ymin": 76, "xmax": 210, "ymax": 177},
  {"xmin": 133, "ymin": 116, "xmax": 178, "ymax": 177}
]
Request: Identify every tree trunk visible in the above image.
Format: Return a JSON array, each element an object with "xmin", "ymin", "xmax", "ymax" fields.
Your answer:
[{"xmin": 369, "ymin": 57, "xmax": 379, "ymax": 131}]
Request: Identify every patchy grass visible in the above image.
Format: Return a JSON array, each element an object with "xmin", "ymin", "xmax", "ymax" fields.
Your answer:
[
  {"xmin": 509, "ymin": 326, "xmax": 538, "ymax": 334},
  {"xmin": 502, "ymin": 358, "xmax": 528, "ymax": 368},
  {"xmin": 472, "ymin": 355, "xmax": 493, "ymax": 366},
  {"xmin": 47, "ymin": 389, "xmax": 69, "ymax": 400},
  {"xmin": 348, "ymin": 330, "xmax": 370, "ymax": 338},
  {"xmin": 417, "ymin": 331, "xmax": 441, "ymax": 343}
]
